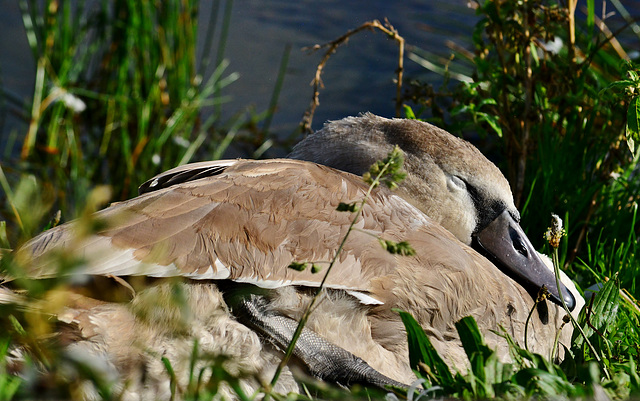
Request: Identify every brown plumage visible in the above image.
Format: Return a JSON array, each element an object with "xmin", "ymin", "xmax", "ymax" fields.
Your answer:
[{"xmin": 12, "ymin": 114, "xmax": 583, "ymax": 399}]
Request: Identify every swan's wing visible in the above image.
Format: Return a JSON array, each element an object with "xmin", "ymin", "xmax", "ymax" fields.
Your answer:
[{"xmin": 22, "ymin": 159, "xmax": 430, "ymax": 301}]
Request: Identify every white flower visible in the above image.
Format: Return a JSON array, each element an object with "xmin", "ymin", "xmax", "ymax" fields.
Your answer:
[
  {"xmin": 60, "ymin": 92, "xmax": 86, "ymax": 112},
  {"xmin": 544, "ymin": 213, "xmax": 565, "ymax": 248},
  {"xmin": 50, "ymin": 86, "xmax": 86, "ymax": 113}
]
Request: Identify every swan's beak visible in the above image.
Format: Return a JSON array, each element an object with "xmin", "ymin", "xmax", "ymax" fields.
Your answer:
[{"xmin": 474, "ymin": 210, "xmax": 576, "ymax": 311}]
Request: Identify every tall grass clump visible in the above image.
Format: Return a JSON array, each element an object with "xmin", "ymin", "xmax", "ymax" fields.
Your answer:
[
  {"xmin": 406, "ymin": 0, "xmax": 640, "ymax": 270},
  {"xmin": 404, "ymin": 0, "xmax": 640, "ymax": 397},
  {"xmin": 0, "ymin": 1, "xmax": 273, "ymax": 398},
  {"xmin": 0, "ymin": 0, "xmax": 242, "ymax": 242}
]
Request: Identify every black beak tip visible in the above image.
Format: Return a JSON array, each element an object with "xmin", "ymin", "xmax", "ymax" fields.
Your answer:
[
  {"xmin": 553, "ymin": 288, "xmax": 576, "ymax": 312},
  {"xmin": 565, "ymin": 290, "xmax": 576, "ymax": 312}
]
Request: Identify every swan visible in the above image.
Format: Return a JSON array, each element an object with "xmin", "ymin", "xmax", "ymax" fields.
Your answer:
[{"xmin": 10, "ymin": 113, "xmax": 583, "ymax": 399}]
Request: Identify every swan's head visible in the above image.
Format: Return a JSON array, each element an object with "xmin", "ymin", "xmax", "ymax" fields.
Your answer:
[{"xmin": 289, "ymin": 113, "xmax": 576, "ymax": 310}]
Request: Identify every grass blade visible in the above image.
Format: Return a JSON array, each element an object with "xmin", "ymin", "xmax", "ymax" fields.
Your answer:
[{"xmin": 397, "ymin": 309, "xmax": 454, "ymax": 388}]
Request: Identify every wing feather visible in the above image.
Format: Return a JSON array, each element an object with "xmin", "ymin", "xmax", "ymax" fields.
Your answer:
[{"xmin": 22, "ymin": 159, "xmax": 424, "ymax": 296}]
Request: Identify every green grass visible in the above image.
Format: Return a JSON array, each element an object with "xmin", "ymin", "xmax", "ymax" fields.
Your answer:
[
  {"xmin": 0, "ymin": 0, "xmax": 278, "ymax": 242},
  {"xmin": 403, "ymin": 0, "xmax": 640, "ymax": 398},
  {"xmin": 407, "ymin": 3, "xmax": 640, "ymax": 279}
]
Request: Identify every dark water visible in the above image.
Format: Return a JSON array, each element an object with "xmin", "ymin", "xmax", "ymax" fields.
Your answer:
[
  {"xmin": 215, "ymin": 0, "xmax": 478, "ymax": 135},
  {"xmin": 1, "ymin": 0, "xmax": 639, "ymax": 156},
  {"xmin": 0, "ymin": 0, "xmax": 477, "ymax": 154}
]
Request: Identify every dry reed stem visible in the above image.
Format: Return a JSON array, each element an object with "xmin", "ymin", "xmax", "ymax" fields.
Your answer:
[
  {"xmin": 582, "ymin": 17, "xmax": 640, "ymax": 67},
  {"xmin": 568, "ymin": 0, "xmax": 578, "ymax": 62},
  {"xmin": 621, "ymin": 287, "xmax": 640, "ymax": 315},
  {"xmin": 591, "ymin": 9, "xmax": 631, "ymax": 61},
  {"xmin": 300, "ymin": 19, "xmax": 404, "ymax": 135}
]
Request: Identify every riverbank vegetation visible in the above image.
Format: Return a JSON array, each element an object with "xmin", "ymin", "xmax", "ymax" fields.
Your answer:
[{"xmin": 1, "ymin": 0, "xmax": 640, "ymax": 399}]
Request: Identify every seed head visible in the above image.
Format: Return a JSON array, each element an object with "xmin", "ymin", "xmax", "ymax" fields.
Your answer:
[{"xmin": 544, "ymin": 213, "xmax": 566, "ymax": 248}]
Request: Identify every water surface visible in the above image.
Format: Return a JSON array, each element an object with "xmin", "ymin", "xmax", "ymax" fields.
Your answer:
[{"xmin": 2, "ymin": 1, "xmax": 638, "ymax": 157}]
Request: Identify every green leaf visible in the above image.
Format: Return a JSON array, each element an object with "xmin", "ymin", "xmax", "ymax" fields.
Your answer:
[
  {"xmin": 586, "ymin": 0, "xmax": 595, "ymax": 32},
  {"xmin": 336, "ymin": 202, "xmax": 359, "ymax": 212},
  {"xmin": 572, "ymin": 276, "xmax": 620, "ymax": 350},
  {"xmin": 396, "ymin": 309, "xmax": 454, "ymax": 388},
  {"xmin": 0, "ymin": 338, "xmax": 22, "ymax": 398},
  {"xmin": 478, "ymin": 113, "xmax": 503, "ymax": 137},
  {"xmin": 378, "ymin": 239, "xmax": 416, "ymax": 256},
  {"xmin": 455, "ymin": 316, "xmax": 497, "ymax": 398},
  {"xmin": 514, "ymin": 368, "xmax": 574, "ymax": 396},
  {"xmin": 622, "ymin": 357, "xmax": 640, "ymax": 391},
  {"xmin": 627, "ymin": 96, "xmax": 640, "ymax": 154},
  {"xmin": 288, "ymin": 261, "xmax": 308, "ymax": 271},
  {"xmin": 603, "ymin": 80, "xmax": 635, "ymax": 92},
  {"xmin": 403, "ymin": 104, "xmax": 417, "ymax": 119},
  {"xmin": 478, "ymin": 98, "xmax": 497, "ymax": 107},
  {"xmin": 456, "ymin": 316, "xmax": 493, "ymax": 362},
  {"xmin": 450, "ymin": 104, "xmax": 470, "ymax": 117},
  {"xmin": 0, "ymin": 221, "xmax": 8, "ymax": 250},
  {"xmin": 161, "ymin": 356, "xmax": 178, "ymax": 399}
]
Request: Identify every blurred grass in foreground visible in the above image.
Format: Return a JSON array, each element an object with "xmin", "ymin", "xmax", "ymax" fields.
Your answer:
[{"xmin": 2, "ymin": 0, "xmax": 640, "ymax": 399}]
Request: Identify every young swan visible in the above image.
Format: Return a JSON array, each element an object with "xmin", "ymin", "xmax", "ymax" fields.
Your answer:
[
  {"xmin": 13, "ymin": 114, "xmax": 583, "ymax": 399},
  {"xmin": 290, "ymin": 113, "xmax": 579, "ymax": 309}
]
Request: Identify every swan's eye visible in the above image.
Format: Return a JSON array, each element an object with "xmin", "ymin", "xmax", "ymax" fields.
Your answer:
[{"xmin": 447, "ymin": 175, "xmax": 467, "ymax": 191}]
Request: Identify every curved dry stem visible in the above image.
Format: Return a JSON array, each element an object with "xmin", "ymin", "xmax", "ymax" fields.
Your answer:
[{"xmin": 300, "ymin": 19, "xmax": 405, "ymax": 135}]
